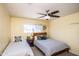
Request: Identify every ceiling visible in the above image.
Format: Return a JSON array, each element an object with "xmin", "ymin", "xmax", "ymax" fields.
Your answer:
[{"xmin": 4, "ymin": 3, "xmax": 79, "ymax": 20}]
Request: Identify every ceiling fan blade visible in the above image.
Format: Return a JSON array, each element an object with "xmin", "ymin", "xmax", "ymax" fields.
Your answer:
[
  {"xmin": 49, "ymin": 14, "xmax": 60, "ymax": 18},
  {"xmin": 38, "ymin": 15, "xmax": 46, "ymax": 18},
  {"xmin": 52, "ymin": 15, "xmax": 60, "ymax": 17},
  {"xmin": 37, "ymin": 13, "xmax": 46, "ymax": 16},
  {"xmin": 51, "ymin": 10, "xmax": 59, "ymax": 14}
]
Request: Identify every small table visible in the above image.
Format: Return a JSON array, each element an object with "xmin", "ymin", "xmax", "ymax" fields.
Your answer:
[{"xmin": 27, "ymin": 39, "xmax": 34, "ymax": 47}]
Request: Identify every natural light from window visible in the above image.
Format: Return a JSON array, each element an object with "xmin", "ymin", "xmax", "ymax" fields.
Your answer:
[{"xmin": 24, "ymin": 24, "xmax": 43, "ymax": 33}]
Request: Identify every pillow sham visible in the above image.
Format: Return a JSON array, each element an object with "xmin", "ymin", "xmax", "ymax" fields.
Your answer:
[
  {"xmin": 37, "ymin": 35, "xmax": 47, "ymax": 40},
  {"xmin": 14, "ymin": 36, "xmax": 22, "ymax": 42}
]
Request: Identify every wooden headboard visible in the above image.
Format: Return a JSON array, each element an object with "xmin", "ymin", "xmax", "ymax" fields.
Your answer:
[{"xmin": 32, "ymin": 32, "xmax": 47, "ymax": 40}]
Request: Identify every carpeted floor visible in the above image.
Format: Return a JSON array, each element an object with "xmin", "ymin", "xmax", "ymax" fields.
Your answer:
[{"xmin": 31, "ymin": 46, "xmax": 77, "ymax": 56}]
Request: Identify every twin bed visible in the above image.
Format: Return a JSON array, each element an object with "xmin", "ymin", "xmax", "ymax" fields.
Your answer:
[
  {"xmin": 33, "ymin": 32, "xmax": 70, "ymax": 56},
  {"xmin": 2, "ymin": 32, "xmax": 70, "ymax": 56},
  {"xmin": 2, "ymin": 39, "xmax": 34, "ymax": 56}
]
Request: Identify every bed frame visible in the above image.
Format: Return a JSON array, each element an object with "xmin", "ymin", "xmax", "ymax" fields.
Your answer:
[
  {"xmin": 35, "ymin": 45, "xmax": 69, "ymax": 56},
  {"xmin": 33, "ymin": 32, "xmax": 47, "ymax": 40},
  {"xmin": 33, "ymin": 32, "xmax": 70, "ymax": 56}
]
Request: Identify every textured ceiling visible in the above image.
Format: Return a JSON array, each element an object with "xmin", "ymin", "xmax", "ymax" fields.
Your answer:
[{"xmin": 5, "ymin": 3, "xmax": 79, "ymax": 20}]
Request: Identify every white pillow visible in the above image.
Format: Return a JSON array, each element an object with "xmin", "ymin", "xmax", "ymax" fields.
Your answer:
[{"xmin": 34, "ymin": 36, "xmax": 37, "ymax": 40}]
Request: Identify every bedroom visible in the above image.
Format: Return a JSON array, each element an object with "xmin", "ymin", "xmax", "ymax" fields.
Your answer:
[{"xmin": 0, "ymin": 3, "xmax": 79, "ymax": 56}]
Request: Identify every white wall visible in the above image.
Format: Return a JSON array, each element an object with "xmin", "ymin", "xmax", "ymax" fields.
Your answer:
[
  {"xmin": 0, "ymin": 4, "xmax": 10, "ymax": 55},
  {"xmin": 49, "ymin": 12, "xmax": 79, "ymax": 55},
  {"xmin": 11, "ymin": 17, "xmax": 49, "ymax": 41}
]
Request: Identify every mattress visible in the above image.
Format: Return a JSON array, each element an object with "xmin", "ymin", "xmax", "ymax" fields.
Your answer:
[
  {"xmin": 2, "ymin": 40, "xmax": 34, "ymax": 56},
  {"xmin": 34, "ymin": 39, "xmax": 70, "ymax": 56}
]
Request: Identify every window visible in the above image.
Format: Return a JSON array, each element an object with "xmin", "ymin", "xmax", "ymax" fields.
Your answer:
[{"xmin": 24, "ymin": 24, "xmax": 43, "ymax": 33}]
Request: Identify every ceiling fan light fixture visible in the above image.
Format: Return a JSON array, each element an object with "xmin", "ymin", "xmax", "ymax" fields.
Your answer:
[{"xmin": 44, "ymin": 16, "xmax": 50, "ymax": 19}]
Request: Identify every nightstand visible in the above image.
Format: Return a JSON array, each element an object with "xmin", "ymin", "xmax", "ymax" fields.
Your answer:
[{"xmin": 27, "ymin": 39, "xmax": 34, "ymax": 47}]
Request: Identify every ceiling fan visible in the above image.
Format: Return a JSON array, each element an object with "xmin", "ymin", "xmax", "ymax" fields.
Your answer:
[{"xmin": 37, "ymin": 10, "xmax": 60, "ymax": 20}]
